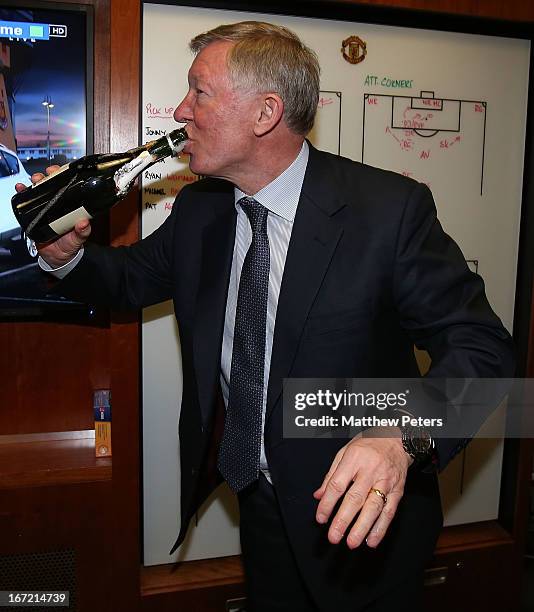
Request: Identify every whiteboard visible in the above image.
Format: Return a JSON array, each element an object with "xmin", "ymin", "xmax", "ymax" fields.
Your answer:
[{"xmin": 141, "ymin": 3, "xmax": 530, "ymax": 565}]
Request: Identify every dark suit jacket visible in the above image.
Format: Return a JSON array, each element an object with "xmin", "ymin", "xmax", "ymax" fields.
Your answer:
[{"xmin": 57, "ymin": 144, "xmax": 514, "ymax": 609}]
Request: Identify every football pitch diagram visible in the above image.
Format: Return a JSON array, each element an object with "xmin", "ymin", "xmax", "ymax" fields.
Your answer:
[{"xmin": 362, "ymin": 91, "xmax": 487, "ymax": 195}]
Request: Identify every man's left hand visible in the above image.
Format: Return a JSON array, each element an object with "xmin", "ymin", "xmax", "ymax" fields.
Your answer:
[{"xmin": 313, "ymin": 427, "xmax": 413, "ymax": 549}]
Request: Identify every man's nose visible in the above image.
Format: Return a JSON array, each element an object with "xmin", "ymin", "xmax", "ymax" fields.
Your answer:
[{"xmin": 174, "ymin": 97, "xmax": 192, "ymax": 123}]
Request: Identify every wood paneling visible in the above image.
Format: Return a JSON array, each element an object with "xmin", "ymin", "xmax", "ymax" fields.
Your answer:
[
  {"xmin": 0, "ymin": 322, "xmax": 109, "ymax": 434},
  {"xmin": 335, "ymin": 0, "xmax": 534, "ymax": 21},
  {"xmin": 108, "ymin": 1, "xmax": 142, "ymax": 610}
]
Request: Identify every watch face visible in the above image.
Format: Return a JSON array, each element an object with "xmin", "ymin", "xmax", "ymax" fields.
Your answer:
[
  {"xmin": 412, "ymin": 432, "xmax": 432, "ymax": 454},
  {"xmin": 405, "ymin": 426, "xmax": 432, "ymax": 455}
]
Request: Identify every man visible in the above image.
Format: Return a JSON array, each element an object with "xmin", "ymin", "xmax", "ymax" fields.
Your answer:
[{"xmin": 26, "ymin": 22, "xmax": 514, "ymax": 612}]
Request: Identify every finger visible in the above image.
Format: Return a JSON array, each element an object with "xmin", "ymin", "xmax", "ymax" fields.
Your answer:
[
  {"xmin": 344, "ymin": 487, "xmax": 390, "ymax": 549},
  {"xmin": 314, "ymin": 433, "xmax": 363, "ymax": 500},
  {"xmin": 45, "ymin": 165, "xmax": 61, "ymax": 175},
  {"xmin": 326, "ymin": 477, "xmax": 375, "ymax": 544},
  {"xmin": 313, "ymin": 445, "xmax": 346, "ymax": 501},
  {"xmin": 364, "ymin": 490, "xmax": 403, "ymax": 548},
  {"xmin": 31, "ymin": 172, "xmax": 45, "ymax": 185},
  {"xmin": 315, "ymin": 455, "xmax": 365, "ymax": 526},
  {"xmin": 327, "ymin": 482, "xmax": 370, "ymax": 544},
  {"xmin": 15, "ymin": 182, "xmax": 28, "ymax": 193}
]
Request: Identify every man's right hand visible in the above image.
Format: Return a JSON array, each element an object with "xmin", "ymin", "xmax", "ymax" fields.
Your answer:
[{"xmin": 15, "ymin": 166, "xmax": 92, "ymax": 269}]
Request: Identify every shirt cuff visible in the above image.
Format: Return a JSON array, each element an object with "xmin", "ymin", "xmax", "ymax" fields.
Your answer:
[{"xmin": 38, "ymin": 247, "xmax": 84, "ymax": 279}]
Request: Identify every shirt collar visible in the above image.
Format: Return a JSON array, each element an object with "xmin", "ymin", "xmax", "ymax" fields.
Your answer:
[{"xmin": 234, "ymin": 140, "xmax": 309, "ymax": 222}]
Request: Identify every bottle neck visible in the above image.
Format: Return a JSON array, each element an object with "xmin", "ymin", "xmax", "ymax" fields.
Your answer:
[
  {"xmin": 146, "ymin": 137, "xmax": 172, "ymax": 160},
  {"xmin": 146, "ymin": 128, "xmax": 188, "ymax": 159}
]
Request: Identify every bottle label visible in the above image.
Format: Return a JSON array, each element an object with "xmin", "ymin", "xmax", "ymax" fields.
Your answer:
[
  {"xmin": 114, "ymin": 150, "xmax": 156, "ymax": 195},
  {"xmin": 49, "ymin": 206, "xmax": 93, "ymax": 236},
  {"xmin": 31, "ymin": 162, "xmax": 71, "ymax": 187}
]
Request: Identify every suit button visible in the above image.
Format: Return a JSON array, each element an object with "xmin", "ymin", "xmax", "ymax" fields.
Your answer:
[{"xmin": 191, "ymin": 467, "xmax": 198, "ymax": 476}]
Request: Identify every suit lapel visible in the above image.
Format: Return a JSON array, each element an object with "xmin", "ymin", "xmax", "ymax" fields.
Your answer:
[
  {"xmin": 193, "ymin": 189, "xmax": 236, "ymax": 427},
  {"xmin": 266, "ymin": 146, "xmax": 346, "ymax": 421}
]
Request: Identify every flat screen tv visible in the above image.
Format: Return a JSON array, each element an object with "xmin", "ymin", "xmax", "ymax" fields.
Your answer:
[{"xmin": 0, "ymin": 1, "xmax": 96, "ymax": 320}]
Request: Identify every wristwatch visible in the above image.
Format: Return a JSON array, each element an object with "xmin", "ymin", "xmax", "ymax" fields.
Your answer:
[{"xmin": 400, "ymin": 423, "xmax": 436, "ymax": 468}]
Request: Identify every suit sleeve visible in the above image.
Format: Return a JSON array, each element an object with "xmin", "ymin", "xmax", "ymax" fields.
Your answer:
[
  {"xmin": 392, "ymin": 182, "xmax": 516, "ymax": 472},
  {"xmin": 51, "ymin": 189, "xmax": 185, "ymax": 310}
]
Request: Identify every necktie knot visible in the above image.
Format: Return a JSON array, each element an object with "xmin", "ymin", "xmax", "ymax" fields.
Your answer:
[{"xmin": 239, "ymin": 197, "xmax": 268, "ymax": 235}]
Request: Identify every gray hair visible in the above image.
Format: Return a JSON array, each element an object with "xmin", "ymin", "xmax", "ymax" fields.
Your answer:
[{"xmin": 190, "ymin": 21, "xmax": 320, "ymax": 136}]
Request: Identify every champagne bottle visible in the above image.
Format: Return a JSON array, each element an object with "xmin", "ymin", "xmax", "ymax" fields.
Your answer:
[{"xmin": 11, "ymin": 127, "xmax": 188, "ymax": 243}]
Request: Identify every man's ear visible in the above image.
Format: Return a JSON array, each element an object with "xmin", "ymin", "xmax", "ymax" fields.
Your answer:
[{"xmin": 254, "ymin": 94, "xmax": 284, "ymax": 136}]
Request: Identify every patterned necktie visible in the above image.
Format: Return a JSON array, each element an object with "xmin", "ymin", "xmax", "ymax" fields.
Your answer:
[{"xmin": 217, "ymin": 197, "xmax": 270, "ymax": 492}]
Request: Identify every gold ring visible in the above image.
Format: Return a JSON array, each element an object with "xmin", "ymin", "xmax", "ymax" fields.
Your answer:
[{"xmin": 370, "ymin": 487, "xmax": 387, "ymax": 504}]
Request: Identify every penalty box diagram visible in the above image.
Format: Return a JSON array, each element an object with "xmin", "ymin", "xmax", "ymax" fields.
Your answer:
[{"xmin": 362, "ymin": 91, "xmax": 487, "ymax": 195}]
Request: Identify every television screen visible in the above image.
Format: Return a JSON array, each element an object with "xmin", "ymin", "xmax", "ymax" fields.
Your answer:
[{"xmin": 0, "ymin": 3, "xmax": 94, "ymax": 318}]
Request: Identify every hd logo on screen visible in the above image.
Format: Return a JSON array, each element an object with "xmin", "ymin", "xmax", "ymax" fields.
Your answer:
[{"xmin": 0, "ymin": 21, "xmax": 67, "ymax": 41}]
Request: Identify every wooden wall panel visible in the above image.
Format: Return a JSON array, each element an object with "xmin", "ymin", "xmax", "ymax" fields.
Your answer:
[
  {"xmin": 336, "ymin": 0, "xmax": 534, "ymax": 21},
  {"xmin": 0, "ymin": 323, "xmax": 109, "ymax": 434},
  {"xmin": 108, "ymin": 1, "xmax": 142, "ymax": 610}
]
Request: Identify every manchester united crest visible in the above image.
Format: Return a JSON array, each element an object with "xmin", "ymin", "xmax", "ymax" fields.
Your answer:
[{"xmin": 341, "ymin": 36, "xmax": 367, "ymax": 65}]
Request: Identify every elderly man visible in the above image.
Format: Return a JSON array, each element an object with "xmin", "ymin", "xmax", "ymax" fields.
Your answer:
[{"xmin": 28, "ymin": 21, "xmax": 513, "ymax": 612}]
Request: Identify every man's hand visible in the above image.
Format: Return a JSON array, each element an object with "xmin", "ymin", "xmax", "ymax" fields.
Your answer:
[
  {"xmin": 15, "ymin": 166, "xmax": 91, "ymax": 268},
  {"xmin": 313, "ymin": 427, "xmax": 413, "ymax": 549}
]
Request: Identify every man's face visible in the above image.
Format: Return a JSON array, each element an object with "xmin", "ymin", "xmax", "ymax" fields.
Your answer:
[{"xmin": 174, "ymin": 41, "xmax": 258, "ymax": 180}]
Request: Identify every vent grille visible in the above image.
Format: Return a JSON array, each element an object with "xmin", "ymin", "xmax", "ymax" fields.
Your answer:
[{"xmin": 0, "ymin": 549, "xmax": 76, "ymax": 611}]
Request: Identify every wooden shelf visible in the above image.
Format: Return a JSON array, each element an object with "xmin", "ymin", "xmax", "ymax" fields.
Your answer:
[
  {"xmin": 0, "ymin": 430, "xmax": 111, "ymax": 489},
  {"xmin": 141, "ymin": 556, "xmax": 244, "ymax": 595},
  {"xmin": 436, "ymin": 520, "xmax": 514, "ymax": 553}
]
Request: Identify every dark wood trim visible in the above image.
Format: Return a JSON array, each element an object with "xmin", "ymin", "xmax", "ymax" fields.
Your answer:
[
  {"xmin": 141, "ymin": 584, "xmax": 246, "ymax": 612},
  {"xmin": 108, "ymin": 1, "xmax": 142, "ymax": 610},
  {"xmin": 93, "ymin": 0, "xmax": 111, "ymax": 154},
  {"xmin": 322, "ymin": 0, "xmax": 534, "ymax": 21},
  {"xmin": 147, "ymin": 0, "xmax": 534, "ymax": 36}
]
